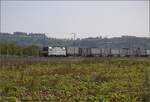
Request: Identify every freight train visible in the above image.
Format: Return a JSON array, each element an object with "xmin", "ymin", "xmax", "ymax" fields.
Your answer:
[{"xmin": 42, "ymin": 46, "xmax": 150, "ymax": 57}]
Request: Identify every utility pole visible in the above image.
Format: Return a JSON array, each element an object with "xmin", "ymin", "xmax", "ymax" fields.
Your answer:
[
  {"xmin": 44, "ymin": 33, "xmax": 48, "ymax": 47},
  {"xmin": 104, "ymin": 37, "xmax": 112, "ymax": 57},
  {"xmin": 104, "ymin": 37, "xmax": 107, "ymax": 57},
  {"xmin": 144, "ymin": 36, "xmax": 147, "ymax": 56},
  {"xmin": 71, "ymin": 32, "xmax": 76, "ymax": 57},
  {"xmin": 128, "ymin": 36, "xmax": 131, "ymax": 56}
]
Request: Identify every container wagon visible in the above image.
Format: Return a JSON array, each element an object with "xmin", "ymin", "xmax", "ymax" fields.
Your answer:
[
  {"xmin": 66, "ymin": 47, "xmax": 80, "ymax": 56},
  {"xmin": 80, "ymin": 48, "xmax": 91, "ymax": 57},
  {"xmin": 101, "ymin": 48, "xmax": 111, "ymax": 57},
  {"xmin": 120, "ymin": 48, "xmax": 130, "ymax": 57},
  {"xmin": 111, "ymin": 49, "xmax": 120, "ymax": 57},
  {"xmin": 91, "ymin": 48, "xmax": 102, "ymax": 57}
]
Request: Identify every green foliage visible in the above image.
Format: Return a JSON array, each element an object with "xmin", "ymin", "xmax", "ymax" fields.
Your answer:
[
  {"xmin": 0, "ymin": 96, "xmax": 21, "ymax": 102},
  {"xmin": 0, "ymin": 58, "xmax": 150, "ymax": 102},
  {"xmin": 0, "ymin": 43, "xmax": 40, "ymax": 56}
]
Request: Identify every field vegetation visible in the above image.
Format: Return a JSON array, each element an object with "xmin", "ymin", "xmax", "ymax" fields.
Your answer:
[
  {"xmin": 0, "ymin": 57, "xmax": 150, "ymax": 102},
  {"xmin": 0, "ymin": 43, "xmax": 40, "ymax": 56}
]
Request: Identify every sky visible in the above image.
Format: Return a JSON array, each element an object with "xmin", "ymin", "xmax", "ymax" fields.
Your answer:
[{"xmin": 0, "ymin": 1, "xmax": 149, "ymax": 38}]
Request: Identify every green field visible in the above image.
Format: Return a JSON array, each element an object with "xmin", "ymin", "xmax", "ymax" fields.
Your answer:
[{"xmin": 0, "ymin": 57, "xmax": 150, "ymax": 102}]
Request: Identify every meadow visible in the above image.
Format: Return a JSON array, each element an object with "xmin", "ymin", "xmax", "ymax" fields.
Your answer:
[{"xmin": 0, "ymin": 57, "xmax": 150, "ymax": 102}]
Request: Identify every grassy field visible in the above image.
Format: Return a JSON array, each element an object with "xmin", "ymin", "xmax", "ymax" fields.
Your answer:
[{"xmin": 0, "ymin": 57, "xmax": 150, "ymax": 102}]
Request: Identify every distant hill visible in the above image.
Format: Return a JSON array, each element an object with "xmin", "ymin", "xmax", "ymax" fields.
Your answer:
[{"xmin": 0, "ymin": 32, "xmax": 150, "ymax": 49}]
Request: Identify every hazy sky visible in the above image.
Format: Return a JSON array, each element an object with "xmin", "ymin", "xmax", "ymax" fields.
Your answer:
[{"xmin": 1, "ymin": 1, "xmax": 149, "ymax": 38}]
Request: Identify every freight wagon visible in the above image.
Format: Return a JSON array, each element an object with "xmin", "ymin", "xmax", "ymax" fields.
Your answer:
[
  {"xmin": 66, "ymin": 47, "xmax": 80, "ymax": 56},
  {"xmin": 120, "ymin": 48, "xmax": 130, "ymax": 57},
  {"xmin": 111, "ymin": 49, "xmax": 120, "ymax": 57},
  {"xmin": 146, "ymin": 50, "xmax": 150, "ymax": 56},
  {"xmin": 80, "ymin": 48, "xmax": 91, "ymax": 57},
  {"xmin": 139, "ymin": 49, "xmax": 147, "ymax": 57},
  {"xmin": 101, "ymin": 48, "xmax": 111, "ymax": 57},
  {"xmin": 91, "ymin": 48, "xmax": 102, "ymax": 57}
]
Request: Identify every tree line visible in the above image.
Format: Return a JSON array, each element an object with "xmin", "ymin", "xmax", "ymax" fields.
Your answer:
[{"xmin": 0, "ymin": 43, "xmax": 40, "ymax": 56}]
